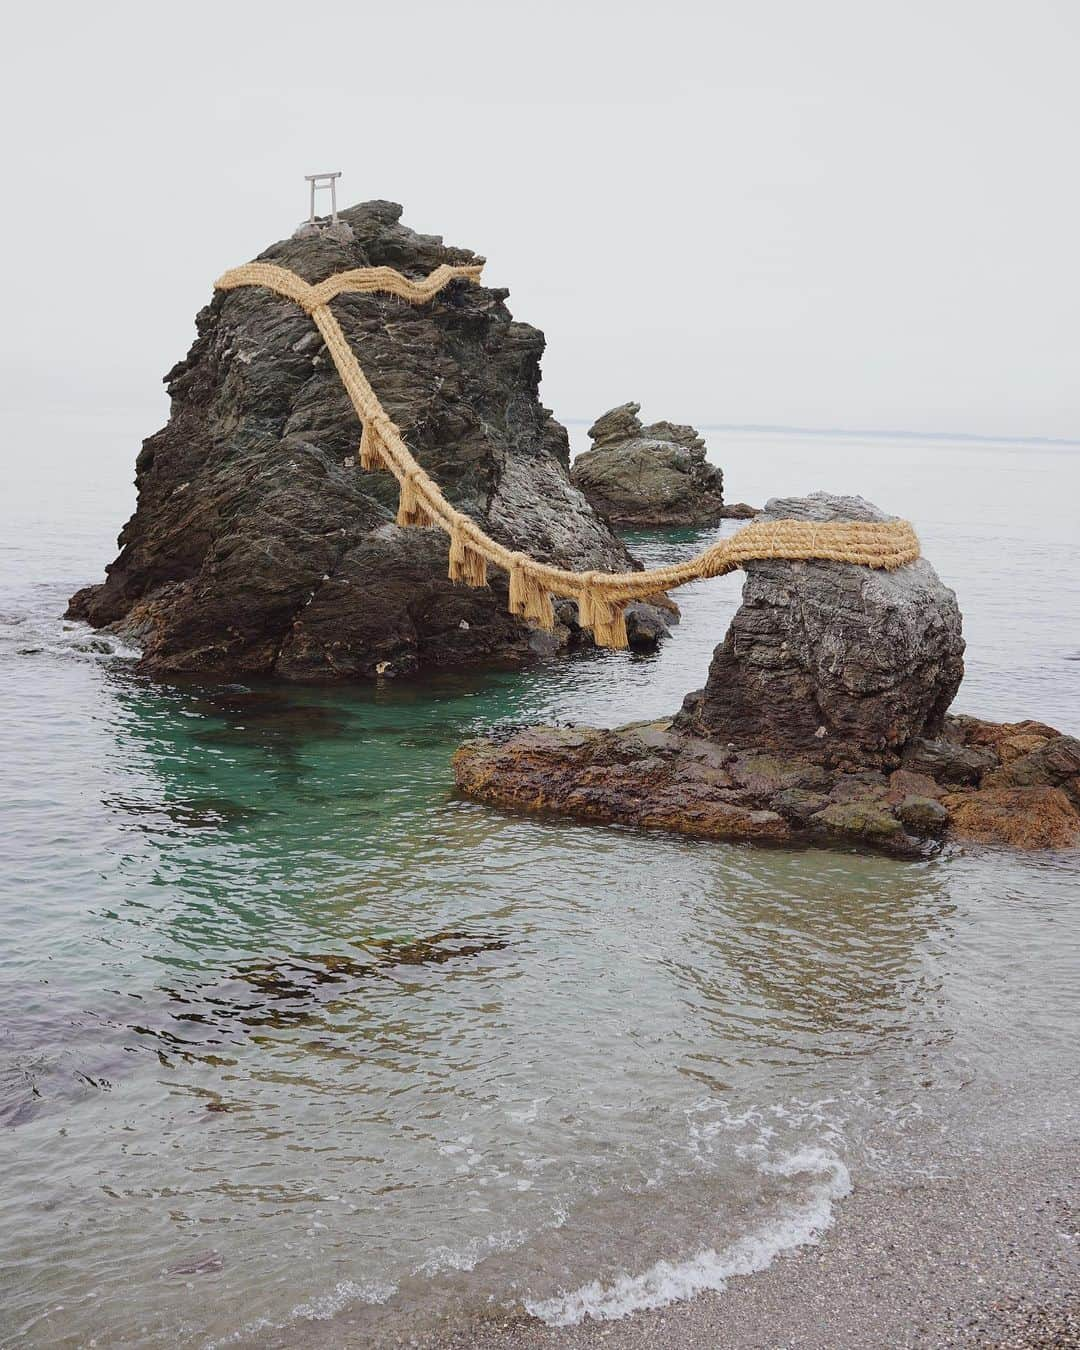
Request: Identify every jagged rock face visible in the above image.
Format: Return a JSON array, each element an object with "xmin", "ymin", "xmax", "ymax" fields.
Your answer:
[
  {"xmin": 68, "ymin": 201, "xmax": 653, "ymax": 680},
  {"xmin": 676, "ymin": 493, "xmax": 966, "ymax": 765},
  {"xmin": 569, "ymin": 402, "xmax": 745, "ymax": 527}
]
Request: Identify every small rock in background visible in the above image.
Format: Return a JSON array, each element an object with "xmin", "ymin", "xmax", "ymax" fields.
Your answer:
[{"xmin": 570, "ymin": 401, "xmax": 756, "ymax": 527}]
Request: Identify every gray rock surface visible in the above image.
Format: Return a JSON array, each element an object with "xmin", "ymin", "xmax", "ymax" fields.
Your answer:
[
  {"xmin": 68, "ymin": 201, "xmax": 666, "ymax": 679},
  {"xmin": 675, "ymin": 493, "xmax": 966, "ymax": 765},
  {"xmin": 570, "ymin": 402, "xmax": 753, "ymax": 527}
]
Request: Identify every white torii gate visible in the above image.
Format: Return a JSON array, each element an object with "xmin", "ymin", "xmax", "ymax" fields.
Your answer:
[{"xmin": 305, "ymin": 172, "xmax": 342, "ymax": 225}]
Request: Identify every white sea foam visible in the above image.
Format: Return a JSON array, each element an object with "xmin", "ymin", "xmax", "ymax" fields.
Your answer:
[
  {"xmin": 525, "ymin": 1147, "xmax": 851, "ymax": 1327},
  {"xmin": 415, "ymin": 1226, "xmax": 529, "ymax": 1277},
  {"xmin": 2, "ymin": 614, "xmax": 141, "ymax": 665},
  {"xmin": 289, "ymin": 1278, "xmax": 397, "ymax": 1322}
]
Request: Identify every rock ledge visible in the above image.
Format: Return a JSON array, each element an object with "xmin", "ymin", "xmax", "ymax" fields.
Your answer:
[{"xmin": 454, "ymin": 717, "xmax": 1080, "ymax": 854}]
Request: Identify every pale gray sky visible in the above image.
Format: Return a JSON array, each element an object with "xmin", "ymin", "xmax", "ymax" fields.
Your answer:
[{"xmin": 2, "ymin": 0, "xmax": 1078, "ymax": 439}]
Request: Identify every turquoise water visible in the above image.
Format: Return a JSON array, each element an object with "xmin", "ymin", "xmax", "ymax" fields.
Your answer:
[{"xmin": 1, "ymin": 425, "xmax": 1078, "ymax": 1345}]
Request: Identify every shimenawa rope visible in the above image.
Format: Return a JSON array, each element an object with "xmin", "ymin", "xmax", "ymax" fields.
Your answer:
[{"xmin": 214, "ymin": 260, "xmax": 921, "ymax": 649}]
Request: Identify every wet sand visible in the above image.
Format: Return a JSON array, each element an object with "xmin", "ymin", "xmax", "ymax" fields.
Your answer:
[{"xmin": 415, "ymin": 1139, "xmax": 1078, "ymax": 1349}]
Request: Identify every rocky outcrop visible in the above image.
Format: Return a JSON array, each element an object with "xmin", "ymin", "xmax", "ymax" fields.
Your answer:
[
  {"xmin": 67, "ymin": 201, "xmax": 667, "ymax": 679},
  {"xmin": 569, "ymin": 402, "xmax": 756, "ymax": 527},
  {"xmin": 454, "ymin": 493, "xmax": 1078, "ymax": 852},
  {"xmin": 454, "ymin": 717, "xmax": 1080, "ymax": 854},
  {"xmin": 675, "ymin": 494, "xmax": 966, "ymax": 764}
]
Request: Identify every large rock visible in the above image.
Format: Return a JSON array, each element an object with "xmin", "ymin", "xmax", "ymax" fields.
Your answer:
[
  {"xmin": 675, "ymin": 493, "xmax": 966, "ymax": 766},
  {"xmin": 68, "ymin": 201, "xmax": 665, "ymax": 679},
  {"xmin": 454, "ymin": 499, "xmax": 1077, "ymax": 852},
  {"xmin": 569, "ymin": 402, "xmax": 754, "ymax": 527}
]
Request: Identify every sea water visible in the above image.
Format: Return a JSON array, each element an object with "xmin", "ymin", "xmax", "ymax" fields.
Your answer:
[{"xmin": 1, "ymin": 419, "xmax": 1077, "ymax": 1345}]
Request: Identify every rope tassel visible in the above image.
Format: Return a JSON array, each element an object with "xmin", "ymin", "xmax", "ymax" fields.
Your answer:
[
  {"xmin": 396, "ymin": 472, "xmax": 433, "ymax": 528},
  {"xmin": 359, "ymin": 421, "xmax": 385, "ymax": 471},
  {"xmin": 592, "ymin": 598, "xmax": 629, "ymax": 650},
  {"xmin": 575, "ymin": 580, "xmax": 597, "ymax": 633},
  {"xmin": 508, "ymin": 555, "xmax": 556, "ymax": 632},
  {"xmin": 578, "ymin": 584, "xmax": 628, "ymax": 651},
  {"xmin": 448, "ymin": 521, "xmax": 488, "ymax": 587}
]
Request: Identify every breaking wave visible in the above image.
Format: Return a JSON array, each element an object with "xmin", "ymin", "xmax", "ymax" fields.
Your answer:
[{"xmin": 525, "ymin": 1147, "xmax": 851, "ymax": 1326}]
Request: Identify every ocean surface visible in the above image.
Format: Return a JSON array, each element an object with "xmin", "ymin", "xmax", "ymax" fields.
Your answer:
[{"xmin": 1, "ymin": 420, "xmax": 1078, "ymax": 1346}]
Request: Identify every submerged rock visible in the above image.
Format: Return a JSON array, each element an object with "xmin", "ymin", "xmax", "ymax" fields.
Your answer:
[
  {"xmin": 68, "ymin": 201, "xmax": 667, "ymax": 680},
  {"xmin": 569, "ymin": 402, "xmax": 755, "ymax": 527},
  {"xmin": 675, "ymin": 494, "xmax": 966, "ymax": 765},
  {"xmin": 454, "ymin": 498, "xmax": 1078, "ymax": 853}
]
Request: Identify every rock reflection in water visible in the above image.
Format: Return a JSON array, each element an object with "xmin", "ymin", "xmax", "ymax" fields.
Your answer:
[
  {"xmin": 104, "ymin": 792, "xmax": 261, "ymax": 831},
  {"xmin": 663, "ymin": 851, "xmax": 956, "ymax": 1090},
  {"xmin": 3, "ymin": 930, "xmax": 513, "ymax": 1124}
]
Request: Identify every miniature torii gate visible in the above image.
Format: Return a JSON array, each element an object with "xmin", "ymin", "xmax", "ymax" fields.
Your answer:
[{"xmin": 305, "ymin": 172, "xmax": 342, "ymax": 225}]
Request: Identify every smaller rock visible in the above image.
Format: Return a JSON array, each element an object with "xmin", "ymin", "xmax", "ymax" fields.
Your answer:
[
  {"xmin": 679, "ymin": 494, "xmax": 966, "ymax": 764},
  {"xmin": 772, "ymin": 788, "xmax": 830, "ymax": 826},
  {"xmin": 810, "ymin": 800, "xmax": 914, "ymax": 849},
  {"xmin": 981, "ymin": 735, "xmax": 1080, "ymax": 805},
  {"xmin": 895, "ymin": 795, "xmax": 949, "ymax": 834},
  {"xmin": 944, "ymin": 786, "xmax": 1080, "ymax": 849},
  {"xmin": 624, "ymin": 601, "xmax": 672, "ymax": 649},
  {"xmin": 997, "ymin": 733, "xmax": 1052, "ymax": 764},
  {"xmin": 902, "ymin": 736, "xmax": 996, "ymax": 785},
  {"xmin": 886, "ymin": 768, "xmax": 944, "ymax": 802},
  {"xmin": 570, "ymin": 402, "xmax": 745, "ymax": 527}
]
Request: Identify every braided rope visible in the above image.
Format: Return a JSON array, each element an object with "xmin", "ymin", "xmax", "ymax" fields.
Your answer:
[{"xmin": 214, "ymin": 260, "xmax": 922, "ymax": 649}]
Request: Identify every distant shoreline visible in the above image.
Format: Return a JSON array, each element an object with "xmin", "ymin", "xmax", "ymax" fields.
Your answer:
[{"xmin": 563, "ymin": 418, "xmax": 1080, "ymax": 448}]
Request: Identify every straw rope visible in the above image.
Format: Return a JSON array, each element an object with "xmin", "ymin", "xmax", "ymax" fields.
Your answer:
[{"xmin": 214, "ymin": 260, "xmax": 922, "ymax": 649}]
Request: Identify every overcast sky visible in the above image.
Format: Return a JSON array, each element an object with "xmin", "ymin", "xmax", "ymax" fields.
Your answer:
[{"xmin": 2, "ymin": 0, "xmax": 1077, "ymax": 440}]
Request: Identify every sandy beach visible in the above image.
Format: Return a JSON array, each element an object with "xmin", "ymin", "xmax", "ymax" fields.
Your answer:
[{"xmin": 417, "ymin": 1136, "xmax": 1078, "ymax": 1350}]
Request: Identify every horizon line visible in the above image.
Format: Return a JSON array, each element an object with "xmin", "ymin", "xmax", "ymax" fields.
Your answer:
[{"xmin": 562, "ymin": 418, "xmax": 1080, "ymax": 448}]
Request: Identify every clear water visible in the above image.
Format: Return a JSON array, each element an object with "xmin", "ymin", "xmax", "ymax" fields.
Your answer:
[{"xmin": 2, "ymin": 420, "xmax": 1078, "ymax": 1346}]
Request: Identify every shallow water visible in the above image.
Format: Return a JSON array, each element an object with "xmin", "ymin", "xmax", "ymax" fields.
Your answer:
[{"xmin": 1, "ymin": 423, "xmax": 1078, "ymax": 1345}]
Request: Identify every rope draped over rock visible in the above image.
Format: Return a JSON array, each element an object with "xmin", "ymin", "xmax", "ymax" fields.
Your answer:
[{"xmin": 214, "ymin": 260, "xmax": 922, "ymax": 649}]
